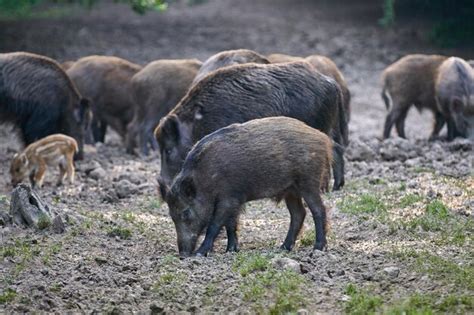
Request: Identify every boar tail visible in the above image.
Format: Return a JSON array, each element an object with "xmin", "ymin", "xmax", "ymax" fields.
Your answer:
[
  {"xmin": 337, "ymin": 89, "xmax": 349, "ymax": 147},
  {"xmin": 381, "ymin": 85, "xmax": 392, "ymax": 111}
]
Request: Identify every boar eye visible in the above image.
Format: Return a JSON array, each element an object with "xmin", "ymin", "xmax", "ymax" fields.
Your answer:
[{"xmin": 181, "ymin": 209, "xmax": 191, "ymax": 221}]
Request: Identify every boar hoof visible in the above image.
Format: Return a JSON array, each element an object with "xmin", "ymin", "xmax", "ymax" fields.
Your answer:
[
  {"xmin": 280, "ymin": 244, "xmax": 292, "ymax": 251},
  {"xmin": 313, "ymin": 242, "xmax": 326, "ymax": 251},
  {"xmin": 195, "ymin": 252, "xmax": 207, "ymax": 257}
]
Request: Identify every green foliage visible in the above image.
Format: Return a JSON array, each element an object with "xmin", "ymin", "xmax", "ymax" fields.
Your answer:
[
  {"xmin": 106, "ymin": 226, "xmax": 132, "ymax": 239},
  {"xmin": 233, "ymin": 252, "xmax": 271, "ymax": 277},
  {"xmin": 0, "ymin": 288, "xmax": 17, "ymax": 304},
  {"xmin": 37, "ymin": 214, "xmax": 52, "ymax": 230},
  {"xmin": 398, "ymin": 193, "xmax": 423, "ymax": 208},
  {"xmin": 338, "ymin": 194, "xmax": 387, "ymax": 215},
  {"xmin": 299, "ymin": 229, "xmax": 315, "ymax": 247},
  {"xmin": 344, "ymin": 284, "xmax": 382, "ymax": 315}
]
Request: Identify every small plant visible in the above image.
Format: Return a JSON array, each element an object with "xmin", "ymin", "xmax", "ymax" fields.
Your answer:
[
  {"xmin": 0, "ymin": 288, "xmax": 17, "ymax": 304},
  {"xmin": 344, "ymin": 284, "xmax": 382, "ymax": 315},
  {"xmin": 107, "ymin": 226, "xmax": 132, "ymax": 239},
  {"xmin": 299, "ymin": 229, "xmax": 315, "ymax": 247},
  {"xmin": 121, "ymin": 212, "xmax": 136, "ymax": 223},
  {"xmin": 398, "ymin": 193, "xmax": 423, "ymax": 208},
  {"xmin": 233, "ymin": 252, "xmax": 271, "ymax": 277},
  {"xmin": 37, "ymin": 214, "xmax": 52, "ymax": 230},
  {"xmin": 338, "ymin": 194, "xmax": 387, "ymax": 215}
]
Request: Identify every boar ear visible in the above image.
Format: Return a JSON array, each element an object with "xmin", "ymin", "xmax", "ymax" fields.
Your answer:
[
  {"xmin": 157, "ymin": 176, "xmax": 170, "ymax": 202},
  {"xmin": 20, "ymin": 154, "xmax": 28, "ymax": 166},
  {"xmin": 451, "ymin": 98, "xmax": 464, "ymax": 113},
  {"xmin": 158, "ymin": 115, "xmax": 181, "ymax": 144},
  {"xmin": 194, "ymin": 105, "xmax": 203, "ymax": 120}
]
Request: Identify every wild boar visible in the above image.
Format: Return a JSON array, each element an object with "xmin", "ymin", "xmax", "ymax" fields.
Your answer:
[
  {"xmin": 267, "ymin": 53, "xmax": 351, "ymax": 130},
  {"xmin": 192, "ymin": 49, "xmax": 269, "ymax": 84},
  {"xmin": 0, "ymin": 52, "xmax": 90, "ymax": 160},
  {"xmin": 61, "ymin": 60, "xmax": 75, "ymax": 71},
  {"xmin": 66, "ymin": 55, "xmax": 142, "ymax": 143},
  {"xmin": 155, "ymin": 61, "xmax": 347, "ymax": 191},
  {"xmin": 435, "ymin": 57, "xmax": 474, "ymax": 140},
  {"xmin": 125, "ymin": 59, "xmax": 202, "ymax": 155},
  {"xmin": 159, "ymin": 117, "xmax": 332, "ymax": 257},
  {"xmin": 10, "ymin": 134, "xmax": 78, "ymax": 188},
  {"xmin": 381, "ymin": 54, "xmax": 447, "ymax": 139}
]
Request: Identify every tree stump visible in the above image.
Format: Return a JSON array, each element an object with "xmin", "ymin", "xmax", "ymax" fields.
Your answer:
[{"xmin": 9, "ymin": 184, "xmax": 52, "ymax": 229}]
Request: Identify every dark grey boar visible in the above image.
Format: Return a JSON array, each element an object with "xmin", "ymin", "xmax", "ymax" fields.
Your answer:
[
  {"xmin": 193, "ymin": 49, "xmax": 269, "ymax": 84},
  {"xmin": 155, "ymin": 61, "xmax": 347, "ymax": 191},
  {"xmin": 268, "ymin": 53, "xmax": 351, "ymax": 129},
  {"xmin": 67, "ymin": 55, "xmax": 142, "ymax": 143},
  {"xmin": 381, "ymin": 54, "xmax": 448, "ymax": 139},
  {"xmin": 159, "ymin": 117, "xmax": 333, "ymax": 257},
  {"xmin": 435, "ymin": 57, "xmax": 474, "ymax": 140},
  {"xmin": 125, "ymin": 59, "xmax": 202, "ymax": 155},
  {"xmin": 0, "ymin": 52, "xmax": 90, "ymax": 159}
]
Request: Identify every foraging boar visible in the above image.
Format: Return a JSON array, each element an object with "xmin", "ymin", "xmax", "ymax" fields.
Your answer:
[
  {"xmin": 159, "ymin": 117, "xmax": 332, "ymax": 257},
  {"xmin": 155, "ymin": 61, "xmax": 347, "ymax": 191},
  {"xmin": 381, "ymin": 54, "xmax": 448, "ymax": 139},
  {"xmin": 126, "ymin": 59, "xmax": 202, "ymax": 155},
  {"xmin": 10, "ymin": 134, "xmax": 78, "ymax": 188},
  {"xmin": 0, "ymin": 52, "xmax": 90, "ymax": 160},
  {"xmin": 66, "ymin": 55, "xmax": 142, "ymax": 143},
  {"xmin": 192, "ymin": 49, "xmax": 269, "ymax": 84},
  {"xmin": 435, "ymin": 57, "xmax": 474, "ymax": 140},
  {"xmin": 267, "ymin": 53, "xmax": 351, "ymax": 128}
]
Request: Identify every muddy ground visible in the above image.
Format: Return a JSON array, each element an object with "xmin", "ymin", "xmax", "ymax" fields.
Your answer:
[{"xmin": 0, "ymin": 0, "xmax": 473, "ymax": 313}]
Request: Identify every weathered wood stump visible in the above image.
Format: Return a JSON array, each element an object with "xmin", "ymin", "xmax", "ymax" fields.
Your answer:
[{"xmin": 9, "ymin": 184, "xmax": 52, "ymax": 229}]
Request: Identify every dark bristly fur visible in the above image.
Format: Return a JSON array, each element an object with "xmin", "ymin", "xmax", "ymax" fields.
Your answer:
[
  {"xmin": 66, "ymin": 55, "xmax": 142, "ymax": 143},
  {"xmin": 126, "ymin": 59, "xmax": 202, "ymax": 155},
  {"xmin": 193, "ymin": 49, "xmax": 270, "ymax": 84},
  {"xmin": 155, "ymin": 61, "xmax": 346, "ymax": 191},
  {"xmin": 0, "ymin": 52, "xmax": 90, "ymax": 159},
  {"xmin": 163, "ymin": 117, "xmax": 333, "ymax": 257},
  {"xmin": 435, "ymin": 57, "xmax": 474, "ymax": 140}
]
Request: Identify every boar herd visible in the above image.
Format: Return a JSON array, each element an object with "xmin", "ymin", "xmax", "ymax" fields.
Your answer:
[{"xmin": 1, "ymin": 49, "xmax": 473, "ymax": 257}]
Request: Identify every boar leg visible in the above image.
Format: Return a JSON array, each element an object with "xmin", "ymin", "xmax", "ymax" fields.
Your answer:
[
  {"xmin": 65, "ymin": 153, "xmax": 75, "ymax": 184},
  {"xmin": 57, "ymin": 163, "xmax": 66, "ymax": 186},
  {"xmin": 225, "ymin": 216, "xmax": 240, "ymax": 252},
  {"xmin": 139, "ymin": 129, "xmax": 150, "ymax": 156},
  {"xmin": 92, "ymin": 119, "xmax": 107, "ymax": 143},
  {"xmin": 281, "ymin": 194, "xmax": 306, "ymax": 251},
  {"xmin": 301, "ymin": 192, "xmax": 327, "ymax": 251},
  {"xmin": 332, "ymin": 143, "xmax": 345, "ymax": 191},
  {"xmin": 430, "ymin": 112, "xmax": 446, "ymax": 140},
  {"xmin": 395, "ymin": 107, "xmax": 409, "ymax": 138},
  {"xmin": 383, "ymin": 106, "xmax": 407, "ymax": 139},
  {"xmin": 195, "ymin": 223, "xmax": 223, "ymax": 257},
  {"xmin": 34, "ymin": 161, "xmax": 47, "ymax": 188},
  {"xmin": 446, "ymin": 118, "xmax": 457, "ymax": 141}
]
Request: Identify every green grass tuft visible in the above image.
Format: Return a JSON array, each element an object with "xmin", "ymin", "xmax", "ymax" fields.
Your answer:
[
  {"xmin": 107, "ymin": 226, "xmax": 132, "ymax": 240},
  {"xmin": 344, "ymin": 284, "xmax": 382, "ymax": 315},
  {"xmin": 338, "ymin": 194, "xmax": 387, "ymax": 215},
  {"xmin": 0, "ymin": 288, "xmax": 17, "ymax": 304}
]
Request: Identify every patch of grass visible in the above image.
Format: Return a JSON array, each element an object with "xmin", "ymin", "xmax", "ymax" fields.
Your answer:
[
  {"xmin": 152, "ymin": 271, "xmax": 187, "ymax": 300},
  {"xmin": 37, "ymin": 214, "xmax": 52, "ymax": 230},
  {"xmin": 338, "ymin": 194, "xmax": 387, "ymax": 215},
  {"xmin": 398, "ymin": 193, "xmax": 423, "ymax": 208},
  {"xmin": 344, "ymin": 283, "xmax": 382, "ymax": 315},
  {"xmin": 407, "ymin": 199, "xmax": 448, "ymax": 232},
  {"xmin": 384, "ymin": 293, "xmax": 473, "ymax": 314},
  {"xmin": 49, "ymin": 283, "xmax": 62, "ymax": 293},
  {"xmin": 233, "ymin": 252, "xmax": 271, "ymax": 277},
  {"xmin": 398, "ymin": 182, "xmax": 407, "ymax": 191},
  {"xmin": 412, "ymin": 166, "xmax": 435, "ymax": 174},
  {"xmin": 41, "ymin": 243, "xmax": 62, "ymax": 265},
  {"xmin": 299, "ymin": 229, "xmax": 315, "ymax": 247},
  {"xmin": 121, "ymin": 212, "xmax": 136, "ymax": 223},
  {"xmin": 107, "ymin": 226, "xmax": 132, "ymax": 240},
  {"xmin": 392, "ymin": 249, "xmax": 474, "ymax": 290},
  {"xmin": 0, "ymin": 288, "xmax": 17, "ymax": 304}
]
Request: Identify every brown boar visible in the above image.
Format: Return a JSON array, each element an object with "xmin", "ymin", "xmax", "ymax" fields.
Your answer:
[
  {"xmin": 0, "ymin": 52, "xmax": 90, "ymax": 160},
  {"xmin": 66, "ymin": 55, "xmax": 142, "ymax": 143},
  {"xmin": 268, "ymin": 53, "xmax": 351, "ymax": 130},
  {"xmin": 381, "ymin": 54, "xmax": 448, "ymax": 139},
  {"xmin": 125, "ymin": 59, "xmax": 202, "ymax": 155},
  {"xmin": 155, "ymin": 61, "xmax": 347, "ymax": 191},
  {"xmin": 193, "ymin": 49, "xmax": 269, "ymax": 84},
  {"xmin": 435, "ymin": 57, "xmax": 474, "ymax": 140},
  {"xmin": 10, "ymin": 134, "xmax": 78, "ymax": 188},
  {"xmin": 159, "ymin": 117, "xmax": 332, "ymax": 257}
]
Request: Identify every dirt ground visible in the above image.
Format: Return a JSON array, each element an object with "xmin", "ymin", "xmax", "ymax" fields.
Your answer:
[{"xmin": 0, "ymin": 0, "xmax": 473, "ymax": 313}]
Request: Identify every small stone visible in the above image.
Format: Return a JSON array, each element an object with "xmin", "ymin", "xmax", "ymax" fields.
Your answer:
[
  {"xmin": 150, "ymin": 303, "xmax": 165, "ymax": 314},
  {"xmin": 346, "ymin": 139, "xmax": 376, "ymax": 162},
  {"xmin": 271, "ymin": 257, "xmax": 302, "ymax": 274},
  {"xmin": 115, "ymin": 180, "xmax": 138, "ymax": 199},
  {"xmin": 52, "ymin": 215, "xmax": 65, "ymax": 234},
  {"xmin": 362, "ymin": 272, "xmax": 374, "ymax": 281},
  {"xmin": 95, "ymin": 256, "xmax": 108, "ymax": 265},
  {"xmin": 383, "ymin": 266, "xmax": 400, "ymax": 278},
  {"xmin": 89, "ymin": 167, "xmax": 107, "ymax": 180},
  {"xmin": 40, "ymin": 268, "xmax": 49, "ymax": 275},
  {"xmin": 297, "ymin": 309, "xmax": 309, "ymax": 315}
]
